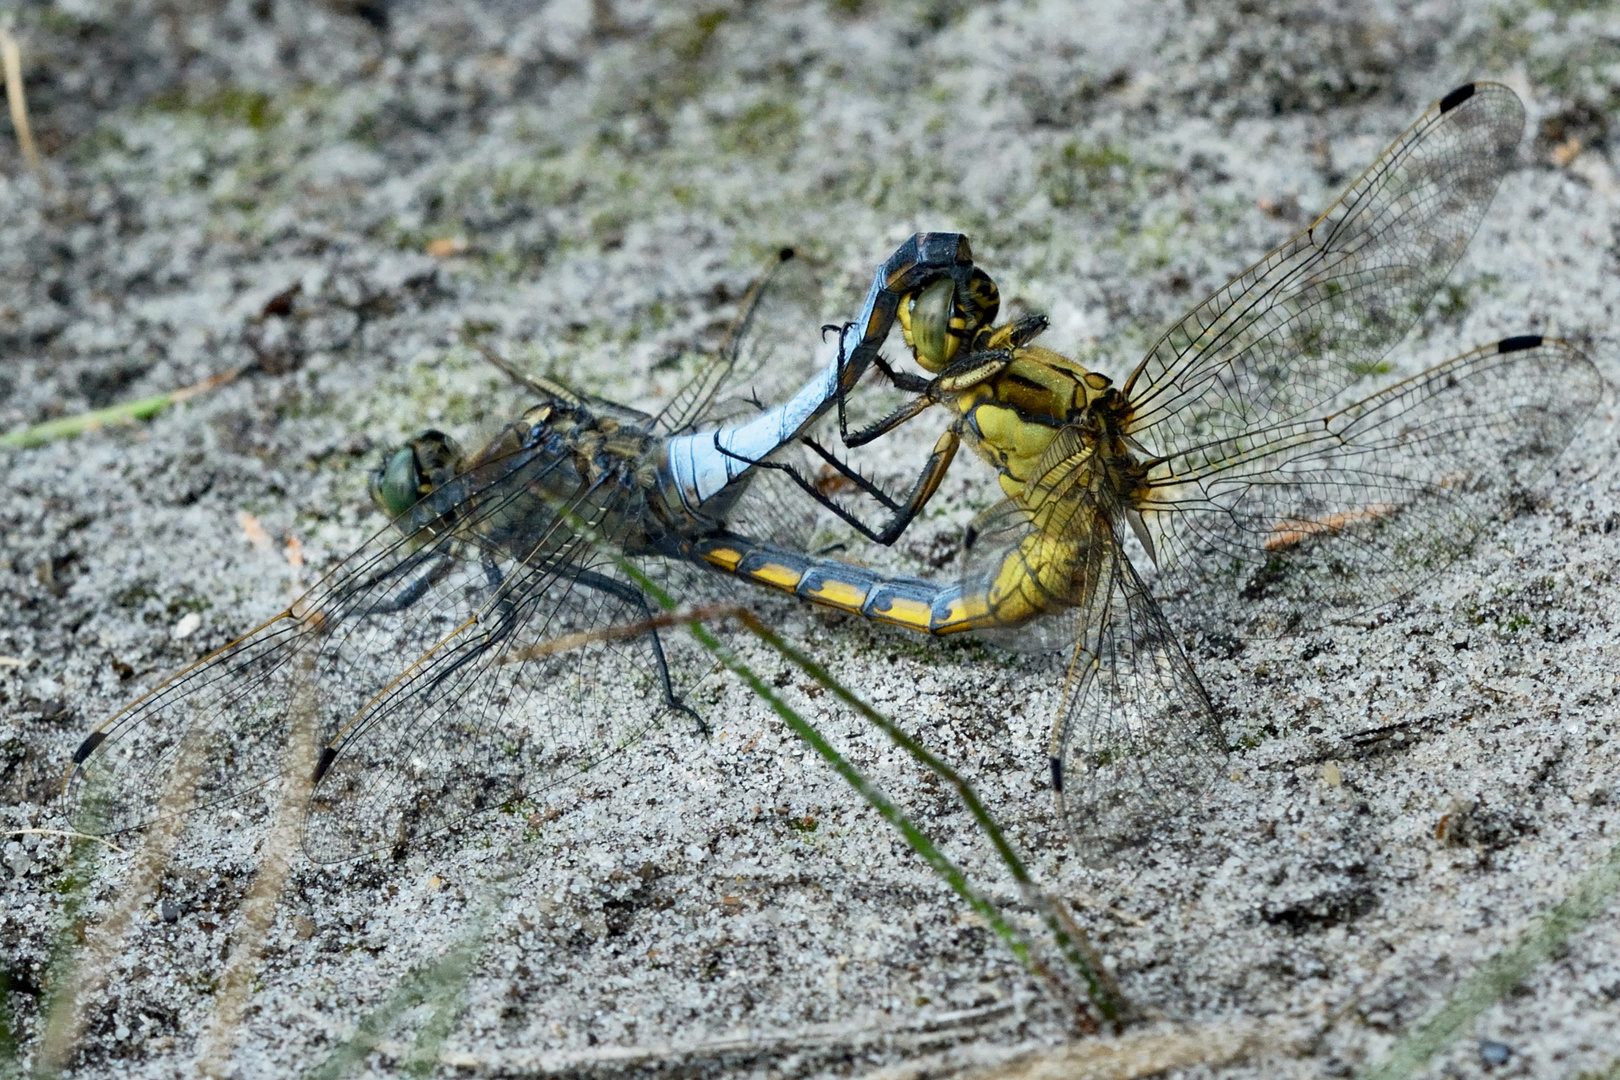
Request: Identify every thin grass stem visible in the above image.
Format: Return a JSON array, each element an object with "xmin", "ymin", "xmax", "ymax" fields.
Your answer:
[
  {"xmin": 302, "ymin": 883, "xmax": 504, "ymax": 1080},
  {"xmin": 1, "ymin": 368, "xmax": 241, "ymax": 450},
  {"xmin": 1359, "ymin": 836, "xmax": 1620, "ymax": 1080},
  {"xmin": 195, "ymin": 651, "xmax": 322, "ymax": 1077}
]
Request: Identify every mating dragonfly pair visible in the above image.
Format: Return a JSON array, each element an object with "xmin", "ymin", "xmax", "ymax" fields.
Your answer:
[{"xmin": 67, "ymin": 82, "xmax": 1601, "ymax": 862}]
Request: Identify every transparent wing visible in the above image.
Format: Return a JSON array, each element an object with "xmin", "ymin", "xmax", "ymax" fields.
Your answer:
[
  {"xmin": 471, "ymin": 344, "xmax": 658, "ymax": 429},
  {"xmin": 1050, "ymin": 531, "xmax": 1227, "ymax": 858},
  {"xmin": 662, "ymin": 250, "xmax": 843, "ymax": 546},
  {"xmin": 301, "ymin": 531, "xmax": 697, "ymax": 861},
  {"xmin": 1123, "ymin": 83, "xmax": 1525, "ymax": 456},
  {"xmin": 64, "ymin": 442, "xmax": 689, "ymax": 860},
  {"xmin": 1141, "ymin": 337, "xmax": 1603, "ymax": 635},
  {"xmin": 959, "ymin": 489, "xmax": 1227, "ymax": 857},
  {"xmin": 654, "ymin": 250, "xmax": 834, "ymax": 436},
  {"xmin": 958, "ymin": 497, "xmax": 1091, "ymax": 656}
]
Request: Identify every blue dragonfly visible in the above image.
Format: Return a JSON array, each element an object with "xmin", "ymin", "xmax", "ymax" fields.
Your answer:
[{"xmin": 64, "ymin": 233, "xmax": 986, "ymax": 861}]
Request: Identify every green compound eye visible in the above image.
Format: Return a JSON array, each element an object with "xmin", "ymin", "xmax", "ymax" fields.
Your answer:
[
  {"xmin": 371, "ymin": 431, "xmax": 465, "ymax": 519},
  {"xmin": 908, "ymin": 276, "xmax": 957, "ymax": 370},
  {"xmin": 371, "ymin": 445, "xmax": 423, "ymax": 518}
]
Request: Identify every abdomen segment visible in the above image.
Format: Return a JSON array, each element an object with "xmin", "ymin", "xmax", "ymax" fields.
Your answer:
[{"xmin": 695, "ymin": 536, "xmax": 984, "ymax": 636}]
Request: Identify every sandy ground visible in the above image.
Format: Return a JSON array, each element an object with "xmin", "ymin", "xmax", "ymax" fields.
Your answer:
[{"xmin": 3, "ymin": 0, "xmax": 1620, "ymax": 1077}]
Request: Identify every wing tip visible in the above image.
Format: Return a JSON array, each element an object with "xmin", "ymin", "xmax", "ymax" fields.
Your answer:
[
  {"xmin": 1438, "ymin": 83, "xmax": 1477, "ymax": 113},
  {"xmin": 72, "ymin": 731, "xmax": 107, "ymax": 765},
  {"xmin": 1049, "ymin": 755, "xmax": 1063, "ymax": 793},
  {"xmin": 1497, "ymin": 334, "xmax": 1543, "ymax": 354}
]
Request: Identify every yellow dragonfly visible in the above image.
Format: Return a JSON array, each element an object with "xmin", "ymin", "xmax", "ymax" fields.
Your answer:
[{"xmin": 707, "ymin": 82, "xmax": 1604, "ymax": 855}]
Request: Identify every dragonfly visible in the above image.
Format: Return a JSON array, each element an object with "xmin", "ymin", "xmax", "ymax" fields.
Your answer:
[
  {"xmin": 63, "ymin": 232, "xmax": 990, "ymax": 861},
  {"xmin": 706, "ymin": 82, "xmax": 1605, "ymax": 855}
]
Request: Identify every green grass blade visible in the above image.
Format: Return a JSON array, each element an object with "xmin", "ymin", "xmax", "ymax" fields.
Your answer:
[
  {"xmin": 737, "ymin": 613, "xmax": 1123, "ymax": 1026},
  {"xmin": 303, "ymin": 894, "xmax": 496, "ymax": 1080},
  {"xmin": 602, "ymin": 549, "xmax": 1121, "ymax": 1023},
  {"xmin": 28, "ymin": 832, "xmax": 105, "ymax": 1079},
  {"xmin": 1, "ymin": 369, "xmax": 240, "ymax": 450},
  {"xmin": 680, "ymin": 614, "xmax": 1039, "ymax": 971}
]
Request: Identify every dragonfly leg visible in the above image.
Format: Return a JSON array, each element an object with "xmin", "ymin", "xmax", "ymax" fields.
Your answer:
[
  {"xmin": 840, "ymin": 347, "xmax": 1012, "ymax": 447},
  {"xmin": 835, "ymin": 309, "xmax": 1041, "ymax": 446},
  {"xmin": 744, "ymin": 424, "xmax": 963, "ymax": 546},
  {"xmin": 798, "ymin": 437, "xmax": 905, "ymax": 512},
  {"xmin": 840, "ymin": 388, "xmax": 941, "ymax": 449},
  {"xmin": 475, "ymin": 553, "xmax": 530, "ymax": 630},
  {"xmin": 790, "ymin": 341, "xmax": 1013, "ymax": 545},
  {"xmin": 870, "ymin": 353, "xmax": 934, "ymax": 394},
  {"xmin": 568, "ymin": 567, "xmax": 701, "ymax": 732},
  {"xmin": 359, "ymin": 552, "xmax": 457, "ymax": 616}
]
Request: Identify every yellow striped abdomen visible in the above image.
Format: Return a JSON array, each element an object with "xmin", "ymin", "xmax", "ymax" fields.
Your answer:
[
  {"xmin": 695, "ymin": 523, "xmax": 1086, "ymax": 639},
  {"xmin": 695, "ymin": 536, "xmax": 982, "ymax": 635}
]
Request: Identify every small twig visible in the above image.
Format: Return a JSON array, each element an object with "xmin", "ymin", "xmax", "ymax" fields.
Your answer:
[
  {"xmin": 195, "ymin": 649, "xmax": 321, "ymax": 1077},
  {"xmin": 499, "ymin": 603, "xmax": 742, "ymax": 664},
  {"xmin": 1, "ymin": 367, "xmax": 242, "ymax": 449},
  {"xmin": 436, "ymin": 1001, "xmax": 1020, "ymax": 1072},
  {"xmin": 1, "ymin": 828, "xmax": 125, "ymax": 854},
  {"xmin": 0, "ymin": 28, "xmax": 45, "ymax": 180},
  {"xmin": 912, "ymin": 1020, "xmax": 1292, "ymax": 1080}
]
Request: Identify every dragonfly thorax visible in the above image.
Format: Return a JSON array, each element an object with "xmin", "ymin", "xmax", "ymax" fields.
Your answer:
[
  {"xmin": 1017, "ymin": 386, "xmax": 1146, "ymax": 515},
  {"xmin": 511, "ymin": 402, "xmax": 667, "ymax": 533},
  {"xmin": 955, "ymin": 344, "xmax": 1125, "ymax": 502},
  {"xmin": 1085, "ymin": 386, "xmax": 1156, "ymax": 512}
]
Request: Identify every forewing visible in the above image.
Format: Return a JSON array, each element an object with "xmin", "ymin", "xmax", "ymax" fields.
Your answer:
[
  {"xmin": 1044, "ymin": 520, "xmax": 1228, "ymax": 859},
  {"xmin": 1124, "ymin": 83, "xmax": 1524, "ymax": 453},
  {"xmin": 300, "ymin": 531, "xmax": 694, "ymax": 861},
  {"xmin": 655, "ymin": 252, "xmax": 833, "ymax": 436},
  {"xmin": 64, "ymin": 442, "xmax": 674, "ymax": 853},
  {"xmin": 1142, "ymin": 338, "xmax": 1602, "ymax": 635}
]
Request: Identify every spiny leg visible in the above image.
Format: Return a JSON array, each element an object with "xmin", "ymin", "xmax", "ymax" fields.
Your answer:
[
  {"xmin": 568, "ymin": 567, "xmax": 703, "ymax": 732},
  {"xmin": 723, "ymin": 422, "xmax": 964, "ymax": 547},
  {"xmin": 358, "ymin": 552, "xmax": 458, "ymax": 616}
]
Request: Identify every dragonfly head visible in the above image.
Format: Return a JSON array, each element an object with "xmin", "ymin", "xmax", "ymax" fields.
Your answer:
[
  {"xmin": 369, "ymin": 430, "xmax": 465, "ymax": 518},
  {"xmin": 898, "ymin": 267, "xmax": 1000, "ymax": 373}
]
